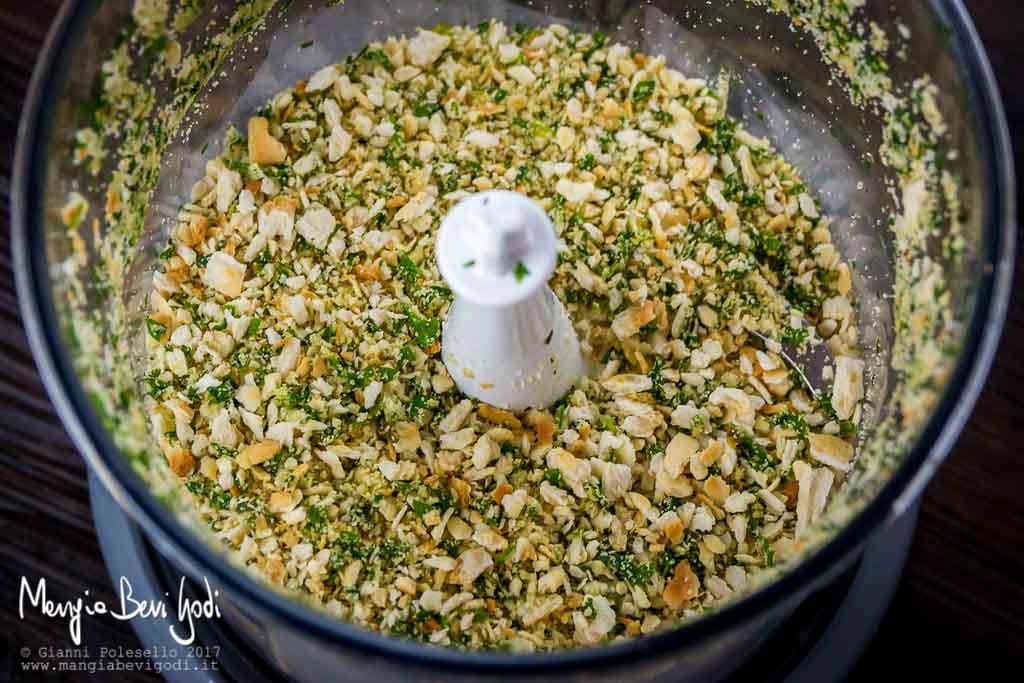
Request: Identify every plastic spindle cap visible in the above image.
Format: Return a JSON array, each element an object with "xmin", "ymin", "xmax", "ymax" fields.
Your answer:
[{"xmin": 435, "ymin": 190, "xmax": 556, "ymax": 308}]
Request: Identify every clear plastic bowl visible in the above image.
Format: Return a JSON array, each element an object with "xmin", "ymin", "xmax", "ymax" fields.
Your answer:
[{"xmin": 12, "ymin": 1, "xmax": 1015, "ymax": 680}]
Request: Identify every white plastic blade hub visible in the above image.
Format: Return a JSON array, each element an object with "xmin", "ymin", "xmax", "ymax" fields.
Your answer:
[{"xmin": 435, "ymin": 190, "xmax": 584, "ymax": 411}]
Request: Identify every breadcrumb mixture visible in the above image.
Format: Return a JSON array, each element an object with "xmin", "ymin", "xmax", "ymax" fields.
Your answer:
[{"xmin": 145, "ymin": 22, "xmax": 864, "ymax": 650}]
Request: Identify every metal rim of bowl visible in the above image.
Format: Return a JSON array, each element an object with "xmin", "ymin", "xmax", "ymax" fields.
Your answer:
[{"xmin": 11, "ymin": 0, "xmax": 1016, "ymax": 673}]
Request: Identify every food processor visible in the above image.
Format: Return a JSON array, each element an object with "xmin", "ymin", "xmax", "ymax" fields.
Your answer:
[{"xmin": 12, "ymin": 0, "xmax": 1015, "ymax": 681}]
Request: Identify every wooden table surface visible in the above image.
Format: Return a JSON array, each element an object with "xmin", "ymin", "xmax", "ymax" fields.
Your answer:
[{"xmin": 0, "ymin": 2, "xmax": 1020, "ymax": 680}]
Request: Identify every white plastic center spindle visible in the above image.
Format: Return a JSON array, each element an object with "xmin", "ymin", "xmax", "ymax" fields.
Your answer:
[{"xmin": 436, "ymin": 190, "xmax": 585, "ymax": 411}]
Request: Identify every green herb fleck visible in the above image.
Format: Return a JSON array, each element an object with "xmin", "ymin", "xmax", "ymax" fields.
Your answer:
[
  {"xmin": 584, "ymin": 31, "xmax": 607, "ymax": 60},
  {"xmin": 755, "ymin": 528, "xmax": 775, "ymax": 567},
  {"xmin": 494, "ymin": 543, "xmax": 515, "ymax": 564},
  {"xmin": 363, "ymin": 49, "xmax": 393, "ymax": 70},
  {"xmin": 245, "ymin": 317, "xmax": 262, "ymax": 338},
  {"xmin": 412, "ymin": 101, "xmax": 442, "ymax": 118},
  {"xmin": 306, "ymin": 505, "xmax": 328, "ymax": 535},
  {"xmin": 783, "ymin": 283, "xmax": 822, "ymax": 314},
  {"xmin": 543, "ymin": 468, "xmax": 564, "ymax": 488},
  {"xmin": 770, "ymin": 411, "xmax": 809, "ymax": 439},
  {"xmin": 632, "ymin": 79, "xmax": 656, "ymax": 102},
  {"xmin": 817, "ymin": 391, "xmax": 839, "ymax": 422},
  {"xmin": 405, "ymin": 309, "xmax": 440, "ymax": 348},
  {"xmin": 781, "ymin": 325, "xmax": 809, "ymax": 347},
  {"xmin": 145, "ymin": 371, "xmax": 171, "ymax": 398},
  {"xmin": 280, "ymin": 383, "xmax": 312, "ymax": 409},
  {"xmin": 702, "ymin": 117, "xmax": 737, "ymax": 156},
  {"xmin": 207, "ymin": 380, "xmax": 235, "ymax": 406},
  {"xmin": 209, "ymin": 487, "xmax": 231, "ymax": 510},
  {"xmin": 396, "ymin": 254, "xmax": 421, "ymax": 287},
  {"xmin": 379, "ymin": 538, "xmax": 408, "ymax": 563},
  {"xmin": 734, "ymin": 430, "xmax": 774, "ymax": 471},
  {"xmin": 597, "ymin": 549, "xmax": 654, "ymax": 586},
  {"xmin": 653, "ymin": 110, "xmax": 674, "ymax": 125},
  {"xmin": 145, "ymin": 317, "xmax": 167, "ymax": 340},
  {"xmin": 331, "ymin": 530, "xmax": 372, "ymax": 566}
]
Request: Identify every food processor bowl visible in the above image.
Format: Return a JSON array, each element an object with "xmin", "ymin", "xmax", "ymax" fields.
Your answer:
[{"xmin": 13, "ymin": 1, "xmax": 1014, "ymax": 681}]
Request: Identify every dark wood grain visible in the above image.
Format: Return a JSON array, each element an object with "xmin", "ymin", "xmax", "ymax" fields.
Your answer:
[{"xmin": 0, "ymin": 2, "xmax": 1021, "ymax": 681}]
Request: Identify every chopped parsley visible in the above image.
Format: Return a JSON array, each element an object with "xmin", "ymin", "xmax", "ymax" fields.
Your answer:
[
  {"xmin": 597, "ymin": 549, "xmax": 654, "ymax": 586},
  {"xmin": 405, "ymin": 308, "xmax": 441, "ymax": 348},
  {"xmin": 702, "ymin": 117, "xmax": 738, "ymax": 156},
  {"xmin": 279, "ymin": 383, "xmax": 312, "ymax": 409},
  {"xmin": 207, "ymin": 380, "xmax": 235, "ymax": 405},
  {"xmin": 542, "ymin": 468, "xmax": 565, "ymax": 488},
  {"xmin": 305, "ymin": 505, "xmax": 328, "ymax": 535},
  {"xmin": 363, "ymin": 49, "xmax": 393, "ymax": 70},
  {"xmin": 245, "ymin": 317, "xmax": 262, "ymax": 338},
  {"xmin": 770, "ymin": 411, "xmax": 810, "ymax": 439},
  {"xmin": 145, "ymin": 317, "xmax": 167, "ymax": 340},
  {"xmin": 783, "ymin": 283, "xmax": 822, "ymax": 314},
  {"xmin": 412, "ymin": 101, "xmax": 442, "ymax": 118},
  {"xmin": 494, "ymin": 543, "xmax": 515, "ymax": 564},
  {"xmin": 632, "ymin": 79, "xmax": 655, "ymax": 102},
  {"xmin": 378, "ymin": 538, "xmax": 408, "ymax": 563},
  {"xmin": 734, "ymin": 430, "xmax": 774, "ymax": 471},
  {"xmin": 331, "ymin": 530, "xmax": 372, "ymax": 566},
  {"xmin": 781, "ymin": 325, "xmax": 809, "ymax": 347},
  {"xmin": 396, "ymin": 254, "xmax": 421, "ymax": 287}
]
